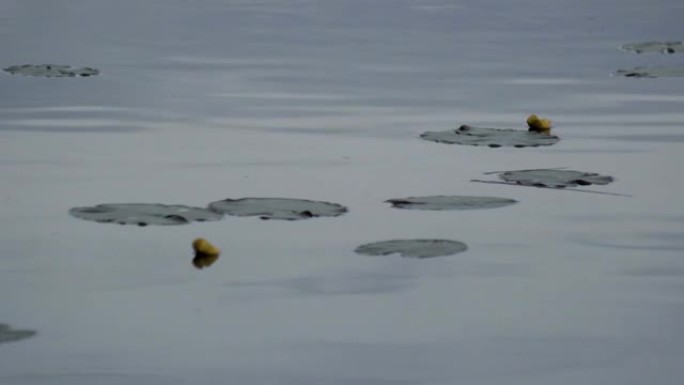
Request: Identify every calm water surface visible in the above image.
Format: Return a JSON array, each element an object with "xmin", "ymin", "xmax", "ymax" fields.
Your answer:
[{"xmin": 1, "ymin": 1, "xmax": 683, "ymax": 384}]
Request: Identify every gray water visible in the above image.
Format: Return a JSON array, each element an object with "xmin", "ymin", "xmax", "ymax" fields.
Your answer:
[{"xmin": 1, "ymin": 1, "xmax": 684, "ymax": 384}]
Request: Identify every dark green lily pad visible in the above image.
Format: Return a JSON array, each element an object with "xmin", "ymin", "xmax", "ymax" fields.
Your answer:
[
  {"xmin": 355, "ymin": 239, "xmax": 468, "ymax": 258},
  {"xmin": 0, "ymin": 324, "xmax": 36, "ymax": 345},
  {"xmin": 69, "ymin": 203, "xmax": 223, "ymax": 226},
  {"xmin": 386, "ymin": 195, "xmax": 517, "ymax": 211},
  {"xmin": 614, "ymin": 66, "xmax": 684, "ymax": 78},
  {"xmin": 3, "ymin": 64, "xmax": 100, "ymax": 77},
  {"xmin": 621, "ymin": 41, "xmax": 683, "ymax": 54},
  {"xmin": 420, "ymin": 125, "xmax": 559, "ymax": 148},
  {"xmin": 208, "ymin": 198, "xmax": 348, "ymax": 221},
  {"xmin": 499, "ymin": 169, "xmax": 614, "ymax": 188}
]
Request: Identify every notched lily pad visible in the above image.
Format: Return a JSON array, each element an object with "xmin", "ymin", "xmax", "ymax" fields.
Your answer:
[
  {"xmin": 355, "ymin": 239, "xmax": 468, "ymax": 258},
  {"xmin": 386, "ymin": 195, "xmax": 517, "ymax": 211},
  {"xmin": 0, "ymin": 324, "xmax": 36, "ymax": 345},
  {"xmin": 621, "ymin": 41, "xmax": 683, "ymax": 54},
  {"xmin": 3, "ymin": 64, "xmax": 100, "ymax": 77},
  {"xmin": 499, "ymin": 169, "xmax": 614, "ymax": 188},
  {"xmin": 614, "ymin": 66, "xmax": 684, "ymax": 78},
  {"xmin": 69, "ymin": 203, "xmax": 223, "ymax": 226},
  {"xmin": 208, "ymin": 198, "xmax": 347, "ymax": 220},
  {"xmin": 420, "ymin": 125, "xmax": 559, "ymax": 148}
]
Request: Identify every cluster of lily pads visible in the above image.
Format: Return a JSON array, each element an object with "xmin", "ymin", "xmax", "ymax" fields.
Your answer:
[
  {"xmin": 69, "ymin": 163, "xmax": 616, "ymax": 259},
  {"xmin": 615, "ymin": 41, "xmax": 684, "ymax": 78},
  {"xmin": 6, "ymin": 55, "xmax": 627, "ymax": 259}
]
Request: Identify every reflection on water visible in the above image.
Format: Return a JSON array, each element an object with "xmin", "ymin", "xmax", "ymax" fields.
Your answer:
[
  {"xmin": 225, "ymin": 270, "xmax": 415, "ymax": 297},
  {"xmin": 192, "ymin": 252, "xmax": 220, "ymax": 269},
  {"xmin": 594, "ymin": 134, "xmax": 684, "ymax": 143},
  {"xmin": 570, "ymin": 232, "xmax": 684, "ymax": 252}
]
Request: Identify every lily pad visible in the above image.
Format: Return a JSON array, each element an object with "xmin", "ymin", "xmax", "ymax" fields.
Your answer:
[
  {"xmin": 69, "ymin": 203, "xmax": 224, "ymax": 226},
  {"xmin": 386, "ymin": 195, "xmax": 517, "ymax": 211},
  {"xmin": 4, "ymin": 64, "xmax": 100, "ymax": 77},
  {"xmin": 614, "ymin": 66, "xmax": 684, "ymax": 78},
  {"xmin": 355, "ymin": 239, "xmax": 468, "ymax": 258},
  {"xmin": 498, "ymin": 169, "xmax": 614, "ymax": 188},
  {"xmin": 420, "ymin": 125, "xmax": 559, "ymax": 148},
  {"xmin": 621, "ymin": 41, "xmax": 684, "ymax": 54},
  {"xmin": 208, "ymin": 198, "xmax": 348, "ymax": 220},
  {"xmin": 0, "ymin": 324, "xmax": 36, "ymax": 345}
]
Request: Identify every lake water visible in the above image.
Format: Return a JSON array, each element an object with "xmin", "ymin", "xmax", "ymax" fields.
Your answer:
[{"xmin": 1, "ymin": 0, "xmax": 683, "ymax": 384}]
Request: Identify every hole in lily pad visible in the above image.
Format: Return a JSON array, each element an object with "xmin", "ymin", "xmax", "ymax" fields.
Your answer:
[
  {"xmin": 0, "ymin": 324, "xmax": 36, "ymax": 345},
  {"xmin": 420, "ymin": 125, "xmax": 559, "ymax": 148},
  {"xmin": 4, "ymin": 64, "xmax": 100, "ymax": 77},
  {"xmin": 355, "ymin": 239, "xmax": 468, "ymax": 259},
  {"xmin": 69, "ymin": 203, "xmax": 223, "ymax": 226},
  {"xmin": 386, "ymin": 195, "xmax": 517, "ymax": 211},
  {"xmin": 208, "ymin": 198, "xmax": 347, "ymax": 221},
  {"xmin": 498, "ymin": 169, "xmax": 614, "ymax": 188},
  {"xmin": 621, "ymin": 41, "xmax": 683, "ymax": 54},
  {"xmin": 614, "ymin": 66, "xmax": 684, "ymax": 78}
]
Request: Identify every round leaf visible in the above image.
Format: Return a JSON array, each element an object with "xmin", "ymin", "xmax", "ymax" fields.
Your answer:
[
  {"xmin": 0, "ymin": 324, "xmax": 36, "ymax": 345},
  {"xmin": 620, "ymin": 41, "xmax": 683, "ymax": 54},
  {"xmin": 208, "ymin": 198, "xmax": 348, "ymax": 220},
  {"xmin": 499, "ymin": 169, "xmax": 614, "ymax": 188},
  {"xmin": 4, "ymin": 64, "xmax": 100, "ymax": 77},
  {"xmin": 386, "ymin": 195, "xmax": 517, "ymax": 210},
  {"xmin": 69, "ymin": 203, "xmax": 223, "ymax": 226},
  {"xmin": 420, "ymin": 125, "xmax": 559, "ymax": 148},
  {"xmin": 355, "ymin": 239, "xmax": 468, "ymax": 259}
]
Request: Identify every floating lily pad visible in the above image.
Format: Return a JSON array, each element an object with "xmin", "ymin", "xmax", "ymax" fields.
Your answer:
[
  {"xmin": 208, "ymin": 198, "xmax": 348, "ymax": 220},
  {"xmin": 355, "ymin": 239, "xmax": 468, "ymax": 259},
  {"xmin": 621, "ymin": 41, "xmax": 683, "ymax": 54},
  {"xmin": 386, "ymin": 195, "xmax": 517, "ymax": 211},
  {"xmin": 498, "ymin": 169, "xmax": 614, "ymax": 188},
  {"xmin": 69, "ymin": 203, "xmax": 223, "ymax": 226},
  {"xmin": 0, "ymin": 324, "xmax": 36, "ymax": 345},
  {"xmin": 614, "ymin": 66, "xmax": 684, "ymax": 78},
  {"xmin": 420, "ymin": 125, "xmax": 559, "ymax": 148},
  {"xmin": 4, "ymin": 64, "xmax": 100, "ymax": 77}
]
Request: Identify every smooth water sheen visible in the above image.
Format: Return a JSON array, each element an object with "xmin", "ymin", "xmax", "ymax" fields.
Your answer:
[{"xmin": 1, "ymin": 1, "xmax": 683, "ymax": 384}]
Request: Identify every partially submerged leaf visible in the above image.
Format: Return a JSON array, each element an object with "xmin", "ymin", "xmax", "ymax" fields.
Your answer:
[
  {"xmin": 386, "ymin": 195, "xmax": 517, "ymax": 211},
  {"xmin": 69, "ymin": 203, "xmax": 223, "ymax": 226},
  {"xmin": 208, "ymin": 197, "xmax": 347, "ymax": 220},
  {"xmin": 621, "ymin": 41, "xmax": 683, "ymax": 54},
  {"xmin": 614, "ymin": 66, "xmax": 684, "ymax": 78},
  {"xmin": 420, "ymin": 125, "xmax": 559, "ymax": 148},
  {"xmin": 355, "ymin": 239, "xmax": 468, "ymax": 258},
  {"xmin": 4, "ymin": 64, "xmax": 100, "ymax": 77},
  {"xmin": 0, "ymin": 324, "xmax": 36, "ymax": 345},
  {"xmin": 498, "ymin": 169, "xmax": 614, "ymax": 188}
]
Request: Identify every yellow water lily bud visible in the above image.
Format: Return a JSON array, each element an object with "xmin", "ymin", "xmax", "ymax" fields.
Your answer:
[
  {"xmin": 527, "ymin": 114, "xmax": 553, "ymax": 133},
  {"xmin": 527, "ymin": 114, "xmax": 540, "ymax": 127},
  {"xmin": 192, "ymin": 238, "xmax": 220, "ymax": 269},
  {"xmin": 193, "ymin": 238, "xmax": 220, "ymax": 255}
]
